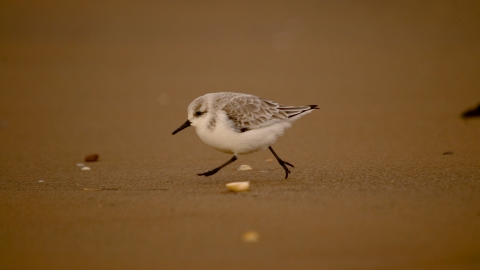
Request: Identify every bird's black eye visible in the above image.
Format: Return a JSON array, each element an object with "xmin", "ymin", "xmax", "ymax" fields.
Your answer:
[{"xmin": 195, "ymin": 111, "xmax": 202, "ymax": 116}]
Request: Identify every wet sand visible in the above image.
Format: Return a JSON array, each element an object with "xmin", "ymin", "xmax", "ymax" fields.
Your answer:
[{"xmin": 1, "ymin": 1, "xmax": 480, "ymax": 269}]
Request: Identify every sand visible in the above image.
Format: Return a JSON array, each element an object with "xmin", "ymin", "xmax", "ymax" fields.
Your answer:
[{"xmin": 1, "ymin": 1, "xmax": 479, "ymax": 269}]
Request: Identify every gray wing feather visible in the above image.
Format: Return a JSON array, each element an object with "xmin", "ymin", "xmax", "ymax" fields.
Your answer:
[{"xmin": 221, "ymin": 94, "xmax": 315, "ymax": 131}]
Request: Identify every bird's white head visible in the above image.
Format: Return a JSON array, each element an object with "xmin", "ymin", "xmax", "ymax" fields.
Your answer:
[
  {"xmin": 172, "ymin": 95, "xmax": 211, "ymax": 135},
  {"xmin": 186, "ymin": 95, "xmax": 210, "ymax": 128}
]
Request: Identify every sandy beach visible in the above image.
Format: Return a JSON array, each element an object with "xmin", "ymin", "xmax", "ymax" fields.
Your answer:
[{"xmin": 1, "ymin": 1, "xmax": 479, "ymax": 269}]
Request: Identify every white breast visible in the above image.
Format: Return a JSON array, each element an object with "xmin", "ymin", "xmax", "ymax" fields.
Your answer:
[{"xmin": 194, "ymin": 111, "xmax": 291, "ymax": 155}]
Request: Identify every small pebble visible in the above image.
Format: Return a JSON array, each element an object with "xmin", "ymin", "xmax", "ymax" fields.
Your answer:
[
  {"xmin": 226, "ymin": 181, "xmax": 249, "ymax": 192},
  {"xmin": 442, "ymin": 151, "xmax": 454, "ymax": 155},
  {"xmin": 85, "ymin": 154, "xmax": 99, "ymax": 162},
  {"xmin": 461, "ymin": 103, "xmax": 480, "ymax": 119},
  {"xmin": 38, "ymin": 180, "xmax": 44, "ymax": 183},
  {"xmin": 237, "ymin": 165, "xmax": 253, "ymax": 171},
  {"xmin": 76, "ymin": 163, "xmax": 85, "ymax": 167},
  {"xmin": 81, "ymin": 166, "xmax": 91, "ymax": 171},
  {"xmin": 242, "ymin": 231, "xmax": 259, "ymax": 242},
  {"xmin": 265, "ymin": 158, "xmax": 273, "ymax": 162}
]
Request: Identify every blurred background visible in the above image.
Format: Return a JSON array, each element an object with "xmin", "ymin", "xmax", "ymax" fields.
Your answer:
[
  {"xmin": 1, "ymin": 1, "xmax": 479, "ymax": 269},
  {"xmin": 1, "ymin": 0, "xmax": 479, "ymax": 168}
]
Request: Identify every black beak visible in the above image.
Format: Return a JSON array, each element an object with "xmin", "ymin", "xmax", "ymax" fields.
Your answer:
[{"xmin": 172, "ymin": 120, "xmax": 191, "ymax": 135}]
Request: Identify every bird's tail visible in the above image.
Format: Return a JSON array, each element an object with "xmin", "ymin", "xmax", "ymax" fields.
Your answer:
[{"xmin": 279, "ymin": 105, "xmax": 319, "ymax": 118}]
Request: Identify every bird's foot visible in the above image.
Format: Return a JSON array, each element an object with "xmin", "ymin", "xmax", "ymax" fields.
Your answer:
[
  {"xmin": 283, "ymin": 161, "xmax": 294, "ymax": 168},
  {"xmin": 197, "ymin": 169, "xmax": 220, "ymax": 177},
  {"xmin": 278, "ymin": 159, "xmax": 294, "ymax": 179}
]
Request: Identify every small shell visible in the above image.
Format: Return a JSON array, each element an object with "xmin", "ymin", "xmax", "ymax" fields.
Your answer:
[
  {"xmin": 242, "ymin": 231, "xmax": 259, "ymax": 242},
  {"xmin": 226, "ymin": 181, "xmax": 249, "ymax": 192},
  {"xmin": 81, "ymin": 166, "xmax": 91, "ymax": 171},
  {"xmin": 265, "ymin": 158, "xmax": 273, "ymax": 162},
  {"xmin": 237, "ymin": 165, "xmax": 253, "ymax": 171}
]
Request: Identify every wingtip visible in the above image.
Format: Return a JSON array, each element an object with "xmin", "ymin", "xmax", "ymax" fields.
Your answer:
[{"xmin": 308, "ymin": 105, "xmax": 319, "ymax": 110}]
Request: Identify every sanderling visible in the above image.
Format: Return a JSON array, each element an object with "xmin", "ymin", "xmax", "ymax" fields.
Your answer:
[{"xmin": 172, "ymin": 92, "xmax": 318, "ymax": 178}]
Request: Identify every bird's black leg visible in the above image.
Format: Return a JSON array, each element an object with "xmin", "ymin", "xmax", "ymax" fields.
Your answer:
[
  {"xmin": 268, "ymin": 146, "xmax": 294, "ymax": 179},
  {"xmin": 197, "ymin": 155, "xmax": 238, "ymax": 177}
]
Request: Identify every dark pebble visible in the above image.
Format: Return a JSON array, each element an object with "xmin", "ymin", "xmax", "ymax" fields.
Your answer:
[
  {"xmin": 461, "ymin": 103, "xmax": 480, "ymax": 119},
  {"xmin": 85, "ymin": 154, "xmax": 99, "ymax": 162}
]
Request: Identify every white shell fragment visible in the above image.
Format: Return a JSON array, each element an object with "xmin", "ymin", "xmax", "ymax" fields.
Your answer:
[
  {"xmin": 226, "ymin": 181, "xmax": 249, "ymax": 192},
  {"xmin": 81, "ymin": 166, "xmax": 91, "ymax": 171},
  {"xmin": 38, "ymin": 180, "xmax": 44, "ymax": 183},
  {"xmin": 265, "ymin": 158, "xmax": 273, "ymax": 162},
  {"xmin": 237, "ymin": 165, "xmax": 253, "ymax": 171},
  {"xmin": 242, "ymin": 231, "xmax": 259, "ymax": 242}
]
